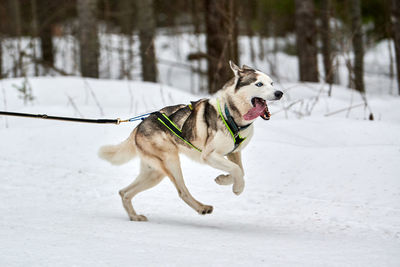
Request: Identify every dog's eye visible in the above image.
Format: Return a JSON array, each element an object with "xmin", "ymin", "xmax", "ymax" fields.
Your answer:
[
  {"xmin": 255, "ymin": 82, "xmax": 263, "ymax": 87},
  {"xmin": 271, "ymin": 82, "xmax": 274, "ymax": 86}
]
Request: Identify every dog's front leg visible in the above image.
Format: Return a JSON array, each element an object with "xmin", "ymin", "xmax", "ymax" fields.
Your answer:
[
  {"xmin": 204, "ymin": 151, "xmax": 244, "ymax": 195},
  {"xmin": 215, "ymin": 152, "xmax": 243, "ymax": 186}
]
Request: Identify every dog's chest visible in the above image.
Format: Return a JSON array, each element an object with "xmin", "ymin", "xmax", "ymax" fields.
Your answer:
[
  {"xmin": 216, "ymin": 124, "xmax": 254, "ymax": 154},
  {"xmin": 234, "ymin": 125, "xmax": 254, "ymax": 151}
]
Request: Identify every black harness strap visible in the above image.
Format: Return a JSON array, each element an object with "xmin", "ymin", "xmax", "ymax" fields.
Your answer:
[
  {"xmin": 223, "ymin": 104, "xmax": 251, "ymax": 151},
  {"xmin": 0, "ymin": 111, "xmax": 121, "ymax": 124},
  {"xmin": 216, "ymin": 99, "xmax": 255, "ymax": 153}
]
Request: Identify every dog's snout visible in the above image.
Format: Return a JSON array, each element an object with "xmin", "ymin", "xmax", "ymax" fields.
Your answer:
[{"xmin": 274, "ymin": 90, "xmax": 283, "ymax": 99}]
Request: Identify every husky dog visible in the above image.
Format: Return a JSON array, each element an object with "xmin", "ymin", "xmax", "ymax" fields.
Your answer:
[{"xmin": 99, "ymin": 61, "xmax": 283, "ymax": 221}]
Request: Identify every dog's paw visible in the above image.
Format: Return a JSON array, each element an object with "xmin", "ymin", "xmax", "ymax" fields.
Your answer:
[
  {"xmin": 215, "ymin": 174, "xmax": 234, "ymax": 185},
  {"xmin": 129, "ymin": 214, "xmax": 148, "ymax": 221},
  {"xmin": 197, "ymin": 205, "xmax": 213, "ymax": 215},
  {"xmin": 233, "ymin": 180, "xmax": 245, "ymax": 195},
  {"xmin": 119, "ymin": 190, "xmax": 126, "ymax": 198}
]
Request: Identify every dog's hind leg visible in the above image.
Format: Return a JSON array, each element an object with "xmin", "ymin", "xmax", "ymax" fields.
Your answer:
[
  {"xmin": 161, "ymin": 154, "xmax": 213, "ymax": 215},
  {"xmin": 119, "ymin": 160, "xmax": 164, "ymax": 221},
  {"xmin": 215, "ymin": 152, "xmax": 243, "ymax": 186}
]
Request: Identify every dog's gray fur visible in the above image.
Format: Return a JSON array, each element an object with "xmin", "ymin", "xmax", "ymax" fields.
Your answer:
[{"xmin": 99, "ymin": 61, "xmax": 283, "ymax": 221}]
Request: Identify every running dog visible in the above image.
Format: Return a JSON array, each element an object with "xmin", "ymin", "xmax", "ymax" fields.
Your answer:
[{"xmin": 98, "ymin": 61, "xmax": 283, "ymax": 221}]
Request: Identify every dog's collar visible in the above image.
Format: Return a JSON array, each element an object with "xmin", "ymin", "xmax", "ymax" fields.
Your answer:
[
  {"xmin": 224, "ymin": 104, "xmax": 251, "ymax": 133},
  {"xmin": 216, "ymin": 99, "xmax": 251, "ymax": 152}
]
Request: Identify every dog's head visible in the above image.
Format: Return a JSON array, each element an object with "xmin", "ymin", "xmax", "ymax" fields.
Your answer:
[{"xmin": 225, "ymin": 61, "xmax": 283, "ymax": 122}]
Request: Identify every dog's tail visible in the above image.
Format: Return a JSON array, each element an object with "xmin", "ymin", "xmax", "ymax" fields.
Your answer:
[{"xmin": 98, "ymin": 129, "xmax": 137, "ymax": 165}]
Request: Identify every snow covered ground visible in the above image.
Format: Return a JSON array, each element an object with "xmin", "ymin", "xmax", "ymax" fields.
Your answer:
[{"xmin": 0, "ymin": 76, "xmax": 399, "ymax": 266}]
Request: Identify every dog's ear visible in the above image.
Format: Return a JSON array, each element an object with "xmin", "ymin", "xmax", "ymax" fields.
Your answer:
[
  {"xmin": 229, "ymin": 61, "xmax": 241, "ymax": 77},
  {"xmin": 242, "ymin": 64, "xmax": 254, "ymax": 71}
]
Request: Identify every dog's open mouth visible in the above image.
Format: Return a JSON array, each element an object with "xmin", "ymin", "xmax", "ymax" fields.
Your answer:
[{"xmin": 243, "ymin": 97, "xmax": 270, "ymax": 121}]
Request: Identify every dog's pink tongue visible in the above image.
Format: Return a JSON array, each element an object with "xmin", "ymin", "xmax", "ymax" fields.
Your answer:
[{"xmin": 243, "ymin": 99, "xmax": 266, "ymax": 120}]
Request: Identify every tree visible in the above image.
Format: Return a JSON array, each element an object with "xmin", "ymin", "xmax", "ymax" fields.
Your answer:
[
  {"xmin": 117, "ymin": 0, "xmax": 134, "ymax": 79},
  {"xmin": 349, "ymin": 0, "xmax": 365, "ymax": 92},
  {"xmin": 37, "ymin": 0, "xmax": 55, "ymax": 69},
  {"xmin": 294, "ymin": 0, "xmax": 319, "ymax": 82},
  {"xmin": 320, "ymin": 0, "xmax": 334, "ymax": 84},
  {"xmin": 77, "ymin": 0, "xmax": 99, "ymax": 78},
  {"xmin": 31, "ymin": 0, "xmax": 39, "ymax": 75},
  {"xmin": 391, "ymin": 0, "xmax": 400, "ymax": 94},
  {"xmin": 136, "ymin": 0, "xmax": 157, "ymax": 82},
  {"xmin": 0, "ymin": 34, "xmax": 2, "ymax": 78},
  {"xmin": 204, "ymin": 0, "xmax": 239, "ymax": 94},
  {"xmin": 8, "ymin": 0, "xmax": 22, "ymax": 76}
]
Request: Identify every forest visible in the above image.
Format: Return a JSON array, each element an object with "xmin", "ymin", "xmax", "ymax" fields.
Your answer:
[{"xmin": 0, "ymin": 0, "xmax": 398, "ymax": 95}]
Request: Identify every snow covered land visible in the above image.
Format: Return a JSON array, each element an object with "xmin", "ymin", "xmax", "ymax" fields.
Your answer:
[
  {"xmin": 1, "ymin": 39, "xmax": 400, "ymax": 266},
  {"xmin": 1, "ymin": 76, "xmax": 399, "ymax": 266}
]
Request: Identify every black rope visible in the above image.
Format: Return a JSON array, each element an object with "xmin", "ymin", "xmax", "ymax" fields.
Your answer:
[{"xmin": 0, "ymin": 111, "xmax": 120, "ymax": 124}]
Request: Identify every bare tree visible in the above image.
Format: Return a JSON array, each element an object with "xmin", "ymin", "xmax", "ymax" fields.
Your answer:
[
  {"xmin": 321, "ymin": 0, "xmax": 334, "ymax": 84},
  {"xmin": 136, "ymin": 0, "xmax": 157, "ymax": 82},
  {"xmin": 204, "ymin": 0, "xmax": 239, "ymax": 93},
  {"xmin": 349, "ymin": 0, "xmax": 365, "ymax": 92},
  {"xmin": 392, "ymin": 0, "xmax": 400, "ymax": 94},
  {"xmin": 294, "ymin": 0, "xmax": 319, "ymax": 82},
  {"xmin": 77, "ymin": 0, "xmax": 99, "ymax": 78}
]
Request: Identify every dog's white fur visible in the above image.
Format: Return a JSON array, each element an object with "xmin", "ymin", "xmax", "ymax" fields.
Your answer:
[{"xmin": 99, "ymin": 62, "xmax": 282, "ymax": 221}]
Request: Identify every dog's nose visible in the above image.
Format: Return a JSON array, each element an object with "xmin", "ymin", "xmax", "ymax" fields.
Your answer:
[{"xmin": 274, "ymin": 91, "xmax": 283, "ymax": 99}]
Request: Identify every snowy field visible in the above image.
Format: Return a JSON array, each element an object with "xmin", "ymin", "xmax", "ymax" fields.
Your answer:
[{"xmin": 0, "ymin": 75, "xmax": 399, "ymax": 266}]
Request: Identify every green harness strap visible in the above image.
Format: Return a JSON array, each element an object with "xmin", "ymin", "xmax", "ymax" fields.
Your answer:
[
  {"xmin": 154, "ymin": 100, "xmax": 246, "ymax": 154},
  {"xmin": 154, "ymin": 111, "xmax": 202, "ymax": 152}
]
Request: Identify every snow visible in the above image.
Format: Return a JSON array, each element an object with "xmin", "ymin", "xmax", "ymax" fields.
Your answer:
[{"xmin": 0, "ymin": 75, "xmax": 399, "ymax": 266}]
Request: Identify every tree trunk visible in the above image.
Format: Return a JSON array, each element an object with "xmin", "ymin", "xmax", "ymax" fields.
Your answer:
[
  {"xmin": 118, "ymin": 0, "xmax": 134, "ymax": 35},
  {"xmin": 350, "ymin": 0, "xmax": 365, "ymax": 93},
  {"xmin": 136, "ymin": 0, "xmax": 157, "ymax": 82},
  {"xmin": 8, "ymin": 0, "xmax": 22, "ymax": 76},
  {"xmin": 118, "ymin": 0, "xmax": 134, "ymax": 79},
  {"xmin": 294, "ymin": 0, "xmax": 319, "ymax": 82},
  {"xmin": 0, "ymin": 35, "xmax": 2, "ymax": 78},
  {"xmin": 77, "ymin": 0, "xmax": 99, "ymax": 78},
  {"xmin": 37, "ymin": 0, "xmax": 54, "ymax": 68},
  {"xmin": 243, "ymin": 1, "xmax": 255, "ymax": 63},
  {"xmin": 204, "ymin": 0, "xmax": 239, "ymax": 94},
  {"xmin": 392, "ymin": 0, "xmax": 400, "ymax": 94},
  {"xmin": 31, "ymin": 0, "xmax": 39, "ymax": 75},
  {"xmin": 190, "ymin": 0, "xmax": 202, "ymax": 34},
  {"xmin": 321, "ymin": 0, "xmax": 334, "ymax": 84}
]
